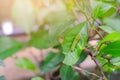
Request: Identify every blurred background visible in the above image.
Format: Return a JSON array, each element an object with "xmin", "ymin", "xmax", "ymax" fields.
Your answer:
[
  {"xmin": 0, "ymin": 0, "xmax": 83, "ymax": 80},
  {"xmin": 0, "ymin": 0, "xmax": 72, "ymax": 36},
  {"xmin": 0, "ymin": 0, "xmax": 119, "ymax": 80},
  {"xmin": 0, "ymin": 0, "xmax": 69, "ymax": 80}
]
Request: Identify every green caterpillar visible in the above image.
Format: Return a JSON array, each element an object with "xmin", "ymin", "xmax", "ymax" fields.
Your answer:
[{"xmin": 71, "ymin": 34, "xmax": 80, "ymax": 51}]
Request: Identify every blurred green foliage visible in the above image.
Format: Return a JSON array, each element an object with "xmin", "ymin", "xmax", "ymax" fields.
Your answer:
[{"xmin": 1, "ymin": 0, "xmax": 120, "ymax": 80}]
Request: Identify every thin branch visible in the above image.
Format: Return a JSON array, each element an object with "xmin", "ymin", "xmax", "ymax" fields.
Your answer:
[
  {"xmin": 95, "ymin": 29, "xmax": 104, "ymax": 39},
  {"xmin": 91, "ymin": 57, "xmax": 106, "ymax": 80},
  {"xmin": 84, "ymin": 48, "xmax": 107, "ymax": 80},
  {"xmin": 73, "ymin": 66, "xmax": 102, "ymax": 79},
  {"xmin": 89, "ymin": 37, "xmax": 101, "ymax": 41}
]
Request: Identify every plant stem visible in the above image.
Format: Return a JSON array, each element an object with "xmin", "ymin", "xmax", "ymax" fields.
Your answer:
[
  {"xmin": 91, "ymin": 57, "xmax": 106, "ymax": 80},
  {"xmin": 73, "ymin": 66, "xmax": 102, "ymax": 79},
  {"xmin": 84, "ymin": 48, "xmax": 107, "ymax": 80},
  {"xmin": 95, "ymin": 29, "xmax": 104, "ymax": 39}
]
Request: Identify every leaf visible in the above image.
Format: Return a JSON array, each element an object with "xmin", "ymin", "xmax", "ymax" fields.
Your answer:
[
  {"xmin": 99, "ymin": 25, "xmax": 114, "ymax": 33},
  {"xmin": 101, "ymin": 32, "xmax": 120, "ymax": 43},
  {"xmin": 60, "ymin": 65, "xmax": 80, "ymax": 80},
  {"xmin": 90, "ymin": 0, "xmax": 116, "ymax": 18},
  {"xmin": 97, "ymin": 32, "xmax": 120, "ymax": 50},
  {"xmin": 62, "ymin": 22, "xmax": 85, "ymax": 54},
  {"xmin": 62, "ymin": 22, "xmax": 88, "ymax": 65},
  {"xmin": 101, "ymin": 41, "xmax": 120, "ymax": 57},
  {"xmin": 103, "ymin": 18, "xmax": 120, "ymax": 33},
  {"xmin": 16, "ymin": 57, "xmax": 36, "ymax": 71},
  {"xmin": 0, "ymin": 37, "xmax": 23, "ymax": 60},
  {"xmin": 31, "ymin": 77, "xmax": 44, "ymax": 80},
  {"xmin": 98, "ymin": 44, "xmax": 107, "ymax": 56},
  {"xmin": 63, "ymin": 51, "xmax": 80, "ymax": 66},
  {"xmin": 76, "ymin": 51, "xmax": 88, "ymax": 65},
  {"xmin": 97, "ymin": 56, "xmax": 107, "ymax": 66},
  {"xmin": 29, "ymin": 29, "xmax": 58, "ymax": 49},
  {"xmin": 110, "ymin": 57, "xmax": 120, "ymax": 66},
  {"xmin": 39, "ymin": 52, "xmax": 64, "ymax": 74},
  {"xmin": 43, "ymin": 52, "xmax": 56, "ymax": 64},
  {"xmin": 0, "ymin": 76, "xmax": 6, "ymax": 80},
  {"xmin": 103, "ymin": 63, "xmax": 117, "ymax": 72},
  {"xmin": 12, "ymin": 0, "xmax": 35, "ymax": 34},
  {"xmin": 0, "ymin": 60, "xmax": 5, "ymax": 67},
  {"xmin": 103, "ymin": 6, "xmax": 116, "ymax": 17}
]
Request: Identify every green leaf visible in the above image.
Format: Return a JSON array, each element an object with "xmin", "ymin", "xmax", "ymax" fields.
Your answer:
[
  {"xmin": 63, "ymin": 51, "xmax": 80, "ymax": 66},
  {"xmin": 40, "ymin": 52, "xmax": 64, "ymax": 74},
  {"xmin": 31, "ymin": 77, "xmax": 44, "ymax": 80},
  {"xmin": 76, "ymin": 51, "xmax": 88, "ymax": 65},
  {"xmin": 103, "ymin": 18, "xmax": 120, "ymax": 33},
  {"xmin": 0, "ymin": 60, "xmax": 5, "ymax": 67},
  {"xmin": 62, "ymin": 22, "xmax": 88, "ymax": 65},
  {"xmin": 101, "ymin": 41, "xmax": 120, "ymax": 57},
  {"xmin": 12, "ymin": 0, "xmax": 35, "ymax": 34},
  {"xmin": 90, "ymin": 0, "xmax": 116, "ymax": 18},
  {"xmin": 98, "ymin": 44, "xmax": 107, "ymax": 56},
  {"xmin": 0, "ymin": 37, "xmax": 23, "ymax": 60},
  {"xmin": 43, "ymin": 52, "xmax": 56, "ymax": 64},
  {"xmin": 0, "ymin": 76, "xmax": 6, "ymax": 80},
  {"xmin": 16, "ymin": 57, "xmax": 36, "ymax": 71},
  {"xmin": 62, "ymin": 22, "xmax": 85, "ymax": 54},
  {"xmin": 110, "ymin": 57, "xmax": 120, "ymax": 66},
  {"xmin": 97, "ymin": 32, "xmax": 120, "ymax": 51},
  {"xmin": 98, "ymin": 58, "xmax": 107, "ymax": 67},
  {"xmin": 101, "ymin": 32, "xmax": 120, "ymax": 43},
  {"xmin": 103, "ymin": 6, "xmax": 116, "ymax": 17},
  {"xmin": 29, "ymin": 29, "xmax": 58, "ymax": 49},
  {"xmin": 60, "ymin": 65, "xmax": 80, "ymax": 80},
  {"xmin": 103, "ymin": 63, "xmax": 117, "ymax": 72},
  {"xmin": 99, "ymin": 25, "xmax": 114, "ymax": 33}
]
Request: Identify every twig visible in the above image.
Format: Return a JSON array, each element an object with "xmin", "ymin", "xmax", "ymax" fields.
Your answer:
[
  {"xmin": 89, "ymin": 37, "xmax": 101, "ymax": 41},
  {"xmin": 84, "ymin": 48, "xmax": 107, "ymax": 80},
  {"xmin": 95, "ymin": 29, "xmax": 104, "ymax": 39},
  {"xmin": 73, "ymin": 66, "xmax": 102, "ymax": 79},
  {"xmin": 92, "ymin": 57, "xmax": 106, "ymax": 80}
]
